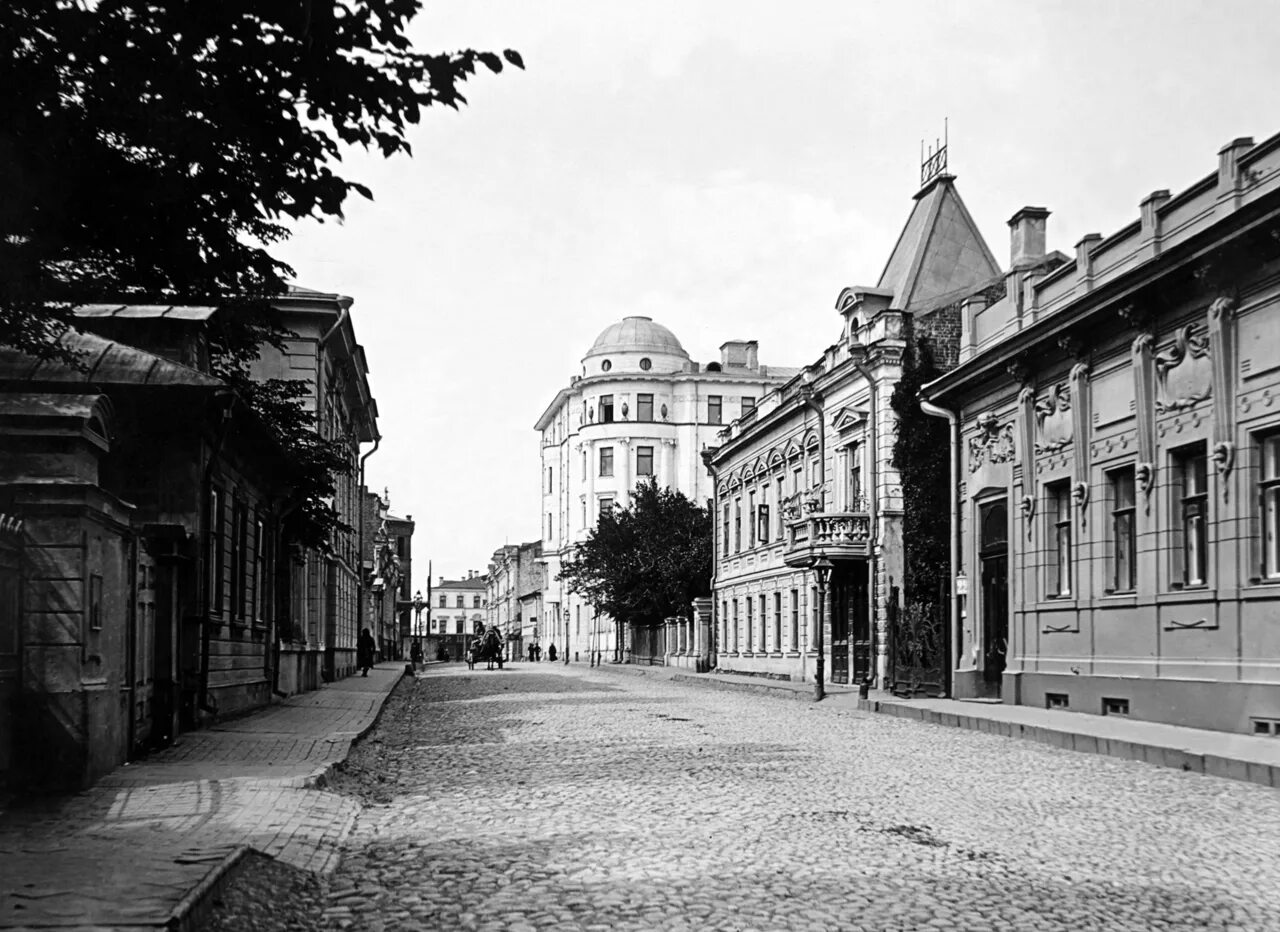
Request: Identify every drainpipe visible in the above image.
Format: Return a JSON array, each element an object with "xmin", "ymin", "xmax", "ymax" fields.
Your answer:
[
  {"xmin": 701, "ymin": 449, "xmax": 719, "ymax": 671},
  {"xmin": 848, "ymin": 356, "xmax": 879, "ymax": 687},
  {"xmin": 920, "ymin": 396, "xmax": 958, "ymax": 699},
  {"xmin": 356, "ymin": 436, "xmax": 381, "ymax": 662}
]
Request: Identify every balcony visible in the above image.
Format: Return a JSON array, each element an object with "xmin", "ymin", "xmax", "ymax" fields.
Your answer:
[{"xmin": 783, "ymin": 509, "xmax": 872, "ymax": 566}]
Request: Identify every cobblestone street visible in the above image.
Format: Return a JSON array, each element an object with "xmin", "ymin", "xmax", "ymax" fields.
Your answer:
[{"xmin": 208, "ymin": 663, "xmax": 1280, "ymax": 931}]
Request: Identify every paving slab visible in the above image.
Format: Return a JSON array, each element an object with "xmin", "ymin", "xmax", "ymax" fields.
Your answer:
[{"xmin": 0, "ymin": 662, "xmax": 405, "ymax": 931}]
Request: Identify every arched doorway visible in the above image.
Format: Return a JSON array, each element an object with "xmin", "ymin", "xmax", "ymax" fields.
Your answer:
[{"xmin": 979, "ymin": 499, "xmax": 1008, "ymax": 696}]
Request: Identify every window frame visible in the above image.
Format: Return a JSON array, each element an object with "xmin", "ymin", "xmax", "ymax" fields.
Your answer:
[
  {"xmin": 599, "ymin": 395, "xmax": 615, "ymax": 423},
  {"xmin": 207, "ymin": 486, "xmax": 224, "ymax": 617},
  {"xmin": 599, "ymin": 446, "xmax": 614, "ymax": 478},
  {"xmin": 1259, "ymin": 432, "xmax": 1280, "ymax": 580},
  {"xmin": 1107, "ymin": 466, "xmax": 1137, "ymax": 593},
  {"xmin": 636, "ymin": 445, "xmax": 654, "ymax": 477},
  {"xmin": 636, "ymin": 393, "xmax": 654, "ymax": 423},
  {"xmin": 707, "ymin": 395, "xmax": 723, "ymax": 425},
  {"xmin": 1045, "ymin": 480, "xmax": 1072, "ymax": 599},
  {"xmin": 1171, "ymin": 443, "xmax": 1209, "ymax": 588}
]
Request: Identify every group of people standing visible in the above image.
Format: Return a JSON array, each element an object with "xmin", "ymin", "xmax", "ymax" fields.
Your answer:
[{"xmin": 526, "ymin": 643, "xmax": 557, "ymax": 662}]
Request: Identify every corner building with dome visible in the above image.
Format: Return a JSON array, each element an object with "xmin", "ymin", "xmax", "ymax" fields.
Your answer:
[{"xmin": 534, "ymin": 317, "xmax": 799, "ymax": 664}]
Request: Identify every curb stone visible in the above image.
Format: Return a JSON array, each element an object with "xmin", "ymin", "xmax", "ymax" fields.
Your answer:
[{"xmin": 168, "ymin": 845, "xmax": 250, "ymax": 932}]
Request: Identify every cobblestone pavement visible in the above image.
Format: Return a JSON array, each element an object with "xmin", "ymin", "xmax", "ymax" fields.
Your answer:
[{"xmin": 291, "ymin": 663, "xmax": 1280, "ymax": 932}]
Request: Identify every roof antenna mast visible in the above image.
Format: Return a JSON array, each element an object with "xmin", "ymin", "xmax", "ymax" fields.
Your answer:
[{"xmin": 921, "ymin": 117, "xmax": 949, "ymax": 187}]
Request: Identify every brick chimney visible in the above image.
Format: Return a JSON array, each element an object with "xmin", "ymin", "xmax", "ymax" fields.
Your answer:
[
  {"xmin": 720, "ymin": 340, "xmax": 759, "ymax": 370},
  {"xmin": 1008, "ymin": 206, "xmax": 1050, "ymax": 271}
]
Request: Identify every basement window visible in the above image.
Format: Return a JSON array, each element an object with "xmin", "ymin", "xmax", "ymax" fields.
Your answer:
[
  {"xmin": 1102, "ymin": 697, "xmax": 1130, "ymax": 717},
  {"xmin": 1252, "ymin": 717, "xmax": 1280, "ymax": 736},
  {"xmin": 1045, "ymin": 693, "xmax": 1069, "ymax": 710}
]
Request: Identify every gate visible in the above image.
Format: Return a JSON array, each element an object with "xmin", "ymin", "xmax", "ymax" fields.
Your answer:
[
  {"xmin": 887, "ymin": 582, "xmax": 946, "ymax": 698},
  {"xmin": 629, "ymin": 623, "xmax": 667, "ymax": 665}
]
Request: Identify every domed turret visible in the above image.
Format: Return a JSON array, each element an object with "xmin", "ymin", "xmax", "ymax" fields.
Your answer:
[{"xmin": 583, "ymin": 316, "xmax": 689, "ymax": 375}]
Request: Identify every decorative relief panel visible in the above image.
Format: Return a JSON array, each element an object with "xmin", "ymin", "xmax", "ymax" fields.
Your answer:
[
  {"xmin": 1154, "ymin": 322, "xmax": 1211, "ymax": 414},
  {"xmin": 968, "ymin": 412, "xmax": 1015, "ymax": 471},
  {"xmin": 1034, "ymin": 383, "xmax": 1072, "ymax": 454}
]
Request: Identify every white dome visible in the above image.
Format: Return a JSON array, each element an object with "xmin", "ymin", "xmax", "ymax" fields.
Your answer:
[{"xmin": 585, "ymin": 316, "xmax": 688, "ymax": 360}]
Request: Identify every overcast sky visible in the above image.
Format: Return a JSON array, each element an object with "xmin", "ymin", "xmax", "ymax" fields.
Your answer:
[{"xmin": 275, "ymin": 0, "xmax": 1280, "ymax": 583}]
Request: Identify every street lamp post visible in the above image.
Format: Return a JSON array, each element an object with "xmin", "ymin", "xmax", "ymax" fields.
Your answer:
[
  {"xmin": 812, "ymin": 557, "xmax": 834, "ymax": 702},
  {"xmin": 412, "ymin": 590, "xmax": 424, "ymax": 666}
]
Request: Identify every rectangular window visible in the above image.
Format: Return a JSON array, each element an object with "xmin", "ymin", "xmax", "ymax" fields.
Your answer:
[
  {"xmin": 776, "ymin": 477, "xmax": 786, "ymax": 537},
  {"xmin": 547, "ymin": 513, "xmax": 553, "ymax": 538},
  {"xmin": 722, "ymin": 503, "xmax": 731, "ymax": 555},
  {"xmin": 455, "ymin": 619, "xmax": 464, "ymax": 635},
  {"xmin": 254, "ymin": 517, "xmax": 266, "ymax": 623},
  {"xmin": 474, "ymin": 595, "xmax": 481, "ymax": 608},
  {"xmin": 734, "ymin": 498, "xmax": 742, "ymax": 552},
  {"xmin": 790, "ymin": 589, "xmax": 799, "ymax": 650},
  {"xmin": 745, "ymin": 596, "xmax": 754, "ymax": 652},
  {"xmin": 811, "ymin": 585, "xmax": 819, "ymax": 649},
  {"xmin": 759, "ymin": 594, "xmax": 767, "ymax": 651},
  {"xmin": 721, "ymin": 600, "xmax": 728, "ymax": 651},
  {"xmin": 231, "ymin": 499, "xmax": 248, "ymax": 621},
  {"xmin": 576, "ymin": 604, "xmax": 581, "ymax": 635},
  {"xmin": 1108, "ymin": 467, "xmax": 1136, "ymax": 592},
  {"xmin": 207, "ymin": 487, "xmax": 224, "ymax": 615},
  {"xmin": 637, "ymin": 445, "xmax": 654, "ymax": 477},
  {"xmin": 599, "ymin": 446, "xmax": 614, "ymax": 477},
  {"xmin": 439, "ymin": 594, "xmax": 447, "ymax": 608},
  {"xmin": 89, "ymin": 573, "xmax": 103, "ymax": 631},
  {"xmin": 1173, "ymin": 444, "xmax": 1208, "ymax": 587},
  {"xmin": 758, "ymin": 503, "xmax": 770, "ymax": 544},
  {"xmin": 707, "ymin": 395, "xmax": 722, "ymax": 425},
  {"xmin": 848, "ymin": 445, "xmax": 863, "ymax": 509},
  {"xmin": 1046, "ymin": 481, "xmax": 1072, "ymax": 598},
  {"xmin": 732, "ymin": 599, "xmax": 739, "ymax": 652},
  {"xmin": 748, "ymin": 491, "xmax": 757, "ymax": 547},
  {"xmin": 637, "ymin": 393, "xmax": 654, "ymax": 423},
  {"xmin": 599, "ymin": 497, "xmax": 614, "ymax": 516},
  {"xmin": 600, "ymin": 395, "xmax": 614, "ymax": 423},
  {"xmin": 741, "ymin": 396, "xmax": 757, "ymax": 416},
  {"xmin": 546, "ymin": 467, "xmax": 553, "ymax": 493},
  {"xmin": 1261, "ymin": 434, "xmax": 1280, "ymax": 579},
  {"xmin": 456, "ymin": 595, "xmax": 464, "ymax": 608},
  {"xmin": 773, "ymin": 592, "xmax": 781, "ymax": 651}
]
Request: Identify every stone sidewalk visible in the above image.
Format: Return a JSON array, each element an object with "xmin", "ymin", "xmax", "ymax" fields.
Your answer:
[
  {"xmin": 597, "ymin": 661, "xmax": 1280, "ymax": 789},
  {"xmin": 0, "ymin": 662, "xmax": 407, "ymax": 931}
]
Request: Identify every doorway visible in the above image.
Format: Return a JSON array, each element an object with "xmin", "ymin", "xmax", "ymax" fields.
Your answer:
[
  {"xmin": 830, "ymin": 562, "xmax": 871, "ymax": 685},
  {"xmin": 978, "ymin": 499, "xmax": 1008, "ymax": 695}
]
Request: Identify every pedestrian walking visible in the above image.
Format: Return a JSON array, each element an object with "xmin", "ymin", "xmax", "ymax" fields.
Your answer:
[
  {"xmin": 410, "ymin": 639, "xmax": 423, "ymax": 667},
  {"xmin": 547, "ymin": 643, "xmax": 557, "ymax": 662},
  {"xmin": 357, "ymin": 628, "xmax": 376, "ymax": 677}
]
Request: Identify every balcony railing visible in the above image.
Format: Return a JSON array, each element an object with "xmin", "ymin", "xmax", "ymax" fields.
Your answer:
[{"xmin": 783, "ymin": 510, "xmax": 872, "ymax": 566}]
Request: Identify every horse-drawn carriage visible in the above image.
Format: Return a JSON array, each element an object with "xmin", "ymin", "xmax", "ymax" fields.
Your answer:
[{"xmin": 467, "ymin": 624, "xmax": 505, "ymax": 670}]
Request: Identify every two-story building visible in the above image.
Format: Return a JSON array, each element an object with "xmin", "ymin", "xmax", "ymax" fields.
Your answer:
[
  {"xmin": 535, "ymin": 318, "xmax": 798, "ymax": 663},
  {"xmin": 922, "ymin": 133, "xmax": 1280, "ymax": 733},
  {"xmin": 707, "ymin": 169, "xmax": 1001, "ymax": 689},
  {"xmin": 252, "ymin": 286, "xmax": 379, "ymax": 690},
  {"xmin": 425, "ymin": 571, "xmax": 486, "ymax": 660}
]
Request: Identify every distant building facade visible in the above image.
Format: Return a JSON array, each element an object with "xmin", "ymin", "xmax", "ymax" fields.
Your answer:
[
  {"xmin": 360, "ymin": 488, "xmax": 413, "ymax": 662},
  {"xmin": 426, "ymin": 572, "xmax": 486, "ymax": 660},
  {"xmin": 707, "ymin": 172, "xmax": 1001, "ymax": 687},
  {"xmin": 535, "ymin": 317, "xmax": 798, "ymax": 663},
  {"xmin": 922, "ymin": 133, "xmax": 1280, "ymax": 733}
]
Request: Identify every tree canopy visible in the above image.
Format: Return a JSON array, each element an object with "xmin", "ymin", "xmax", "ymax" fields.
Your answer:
[
  {"xmin": 1, "ymin": 1, "xmax": 519, "ymax": 547},
  {"xmin": 1, "ymin": 0, "xmax": 520, "ymax": 362},
  {"xmin": 558, "ymin": 481, "xmax": 712, "ymax": 628}
]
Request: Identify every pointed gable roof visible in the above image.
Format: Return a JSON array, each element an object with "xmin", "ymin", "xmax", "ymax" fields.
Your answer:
[{"xmin": 876, "ymin": 173, "xmax": 1001, "ymax": 313}]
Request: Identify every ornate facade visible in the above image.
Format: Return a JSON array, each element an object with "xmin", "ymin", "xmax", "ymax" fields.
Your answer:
[
  {"xmin": 535, "ymin": 318, "xmax": 797, "ymax": 664},
  {"xmin": 923, "ymin": 133, "xmax": 1280, "ymax": 732},
  {"xmin": 707, "ymin": 173, "xmax": 1000, "ymax": 688}
]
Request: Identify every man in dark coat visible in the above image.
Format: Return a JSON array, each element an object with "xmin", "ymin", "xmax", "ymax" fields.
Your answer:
[{"xmin": 357, "ymin": 628, "xmax": 376, "ymax": 676}]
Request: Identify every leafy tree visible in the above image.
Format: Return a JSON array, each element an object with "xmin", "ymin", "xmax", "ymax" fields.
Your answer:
[
  {"xmin": 889, "ymin": 336, "xmax": 949, "ymax": 606},
  {"xmin": 1, "ymin": 1, "xmax": 520, "ymax": 546},
  {"xmin": 559, "ymin": 480, "xmax": 712, "ymax": 629}
]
